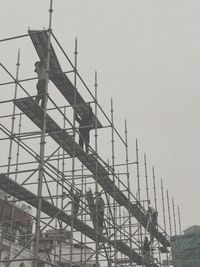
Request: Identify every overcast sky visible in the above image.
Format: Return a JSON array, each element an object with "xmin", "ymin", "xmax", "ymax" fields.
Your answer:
[{"xmin": 1, "ymin": 0, "xmax": 200, "ymax": 233}]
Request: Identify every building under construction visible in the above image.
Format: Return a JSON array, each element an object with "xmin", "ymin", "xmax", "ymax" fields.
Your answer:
[{"xmin": 0, "ymin": 2, "xmax": 182, "ymax": 267}]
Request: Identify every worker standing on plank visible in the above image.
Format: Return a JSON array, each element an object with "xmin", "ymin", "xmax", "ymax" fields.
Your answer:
[
  {"xmin": 34, "ymin": 47, "xmax": 47, "ymax": 108},
  {"xmin": 148, "ymin": 206, "xmax": 158, "ymax": 226},
  {"xmin": 142, "ymin": 236, "xmax": 151, "ymax": 255},
  {"xmin": 148, "ymin": 206, "xmax": 158, "ymax": 242},
  {"xmin": 73, "ymin": 190, "xmax": 81, "ymax": 217},
  {"xmin": 76, "ymin": 103, "xmax": 93, "ymax": 153},
  {"xmin": 95, "ymin": 192, "xmax": 105, "ymax": 233}
]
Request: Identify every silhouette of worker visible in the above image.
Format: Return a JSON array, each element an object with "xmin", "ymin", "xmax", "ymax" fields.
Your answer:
[
  {"xmin": 148, "ymin": 206, "xmax": 158, "ymax": 242},
  {"xmin": 148, "ymin": 206, "xmax": 158, "ymax": 226},
  {"xmin": 73, "ymin": 190, "xmax": 81, "ymax": 217},
  {"xmin": 142, "ymin": 237, "xmax": 151, "ymax": 255},
  {"xmin": 34, "ymin": 47, "xmax": 48, "ymax": 108},
  {"xmin": 68, "ymin": 187, "xmax": 81, "ymax": 217},
  {"xmin": 95, "ymin": 192, "xmax": 105, "ymax": 233},
  {"xmin": 76, "ymin": 103, "xmax": 93, "ymax": 153}
]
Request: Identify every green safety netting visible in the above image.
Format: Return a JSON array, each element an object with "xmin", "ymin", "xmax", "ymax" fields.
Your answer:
[{"xmin": 172, "ymin": 234, "xmax": 200, "ymax": 267}]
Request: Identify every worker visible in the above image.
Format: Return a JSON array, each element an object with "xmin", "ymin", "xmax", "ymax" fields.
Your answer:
[
  {"xmin": 148, "ymin": 206, "xmax": 158, "ymax": 242},
  {"xmin": 34, "ymin": 47, "xmax": 48, "ymax": 108},
  {"xmin": 95, "ymin": 192, "xmax": 105, "ymax": 233},
  {"xmin": 73, "ymin": 190, "xmax": 81, "ymax": 217},
  {"xmin": 148, "ymin": 206, "xmax": 158, "ymax": 225},
  {"xmin": 76, "ymin": 103, "xmax": 93, "ymax": 153},
  {"xmin": 67, "ymin": 187, "xmax": 81, "ymax": 217},
  {"xmin": 142, "ymin": 237, "xmax": 151, "ymax": 255}
]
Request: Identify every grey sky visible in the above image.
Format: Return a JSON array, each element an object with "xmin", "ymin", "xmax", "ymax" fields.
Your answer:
[{"xmin": 1, "ymin": 0, "xmax": 200, "ymax": 232}]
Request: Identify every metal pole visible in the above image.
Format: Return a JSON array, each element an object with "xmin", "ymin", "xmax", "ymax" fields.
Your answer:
[
  {"xmin": 152, "ymin": 167, "xmax": 161, "ymax": 264},
  {"xmin": 152, "ymin": 167, "xmax": 157, "ymax": 211},
  {"xmin": 94, "ymin": 71, "xmax": 99, "ymax": 267},
  {"xmin": 110, "ymin": 98, "xmax": 117, "ymax": 266},
  {"xmin": 136, "ymin": 139, "xmax": 143, "ymax": 261},
  {"xmin": 161, "ymin": 179, "xmax": 169, "ymax": 267},
  {"xmin": 124, "ymin": 120, "xmax": 133, "ymax": 267},
  {"xmin": 172, "ymin": 198, "xmax": 177, "ymax": 236},
  {"xmin": 70, "ymin": 36, "xmax": 78, "ymax": 267},
  {"xmin": 5, "ymin": 50, "xmax": 21, "ymax": 266},
  {"xmin": 14, "ymin": 114, "xmax": 22, "ymax": 183},
  {"xmin": 144, "ymin": 154, "xmax": 150, "ymax": 207},
  {"xmin": 56, "ymin": 149, "xmax": 60, "ymax": 264},
  {"xmin": 178, "ymin": 205, "xmax": 182, "ymax": 235},
  {"xmin": 166, "ymin": 190, "xmax": 172, "ymax": 237},
  {"xmin": 33, "ymin": 1, "xmax": 53, "ymax": 266},
  {"xmin": 136, "ymin": 139, "xmax": 140, "ymax": 202},
  {"xmin": 7, "ymin": 49, "xmax": 20, "ymax": 175},
  {"xmin": 80, "ymin": 163, "xmax": 84, "ymax": 267}
]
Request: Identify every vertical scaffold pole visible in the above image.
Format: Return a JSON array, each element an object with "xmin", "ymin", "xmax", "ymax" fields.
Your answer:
[
  {"xmin": 118, "ymin": 172, "xmax": 122, "ymax": 245},
  {"xmin": 56, "ymin": 149, "xmax": 61, "ymax": 264},
  {"xmin": 70, "ymin": 36, "xmax": 78, "ymax": 267},
  {"xmin": 152, "ymin": 167, "xmax": 157, "ymax": 211},
  {"xmin": 94, "ymin": 71, "xmax": 99, "ymax": 267},
  {"xmin": 136, "ymin": 139, "xmax": 143, "ymax": 261},
  {"xmin": 144, "ymin": 154, "xmax": 150, "ymax": 207},
  {"xmin": 94, "ymin": 71, "xmax": 98, "ymax": 157},
  {"xmin": 166, "ymin": 190, "xmax": 172, "ymax": 237},
  {"xmin": 80, "ymin": 163, "xmax": 84, "ymax": 267},
  {"xmin": 152, "ymin": 167, "xmax": 161, "ymax": 264},
  {"xmin": 33, "ymin": 1, "xmax": 53, "ymax": 266},
  {"xmin": 172, "ymin": 197, "xmax": 177, "ymax": 236},
  {"xmin": 178, "ymin": 205, "xmax": 182, "ymax": 235},
  {"xmin": 110, "ymin": 98, "xmax": 117, "ymax": 265},
  {"xmin": 5, "ymin": 49, "xmax": 21, "ymax": 267},
  {"xmin": 14, "ymin": 113, "xmax": 22, "ymax": 183},
  {"xmin": 136, "ymin": 139, "xmax": 140, "ymax": 202},
  {"xmin": 161, "ymin": 179, "xmax": 169, "ymax": 266},
  {"xmin": 7, "ymin": 49, "xmax": 20, "ymax": 175},
  {"xmin": 124, "ymin": 120, "xmax": 133, "ymax": 267}
]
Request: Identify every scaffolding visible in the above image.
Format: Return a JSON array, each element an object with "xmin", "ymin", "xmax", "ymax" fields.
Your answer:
[{"xmin": 0, "ymin": 2, "xmax": 181, "ymax": 267}]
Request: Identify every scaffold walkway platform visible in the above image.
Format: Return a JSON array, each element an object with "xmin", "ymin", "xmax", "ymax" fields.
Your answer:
[
  {"xmin": 0, "ymin": 173, "xmax": 151, "ymax": 266},
  {"xmin": 109, "ymin": 240, "xmax": 159, "ymax": 267},
  {"xmin": 14, "ymin": 97, "xmax": 171, "ymax": 249},
  {"xmin": 28, "ymin": 30, "xmax": 102, "ymax": 129}
]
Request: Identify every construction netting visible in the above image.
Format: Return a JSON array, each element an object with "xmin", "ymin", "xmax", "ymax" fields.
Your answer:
[{"xmin": 172, "ymin": 234, "xmax": 200, "ymax": 267}]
